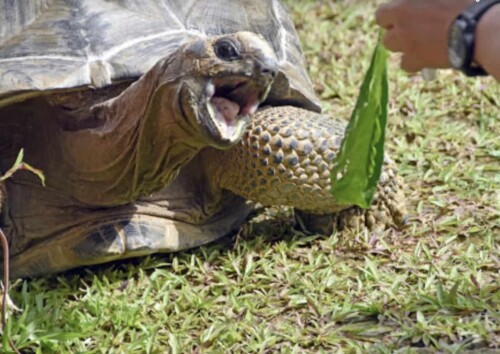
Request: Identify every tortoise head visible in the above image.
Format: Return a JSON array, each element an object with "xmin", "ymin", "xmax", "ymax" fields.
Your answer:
[{"xmin": 161, "ymin": 31, "xmax": 278, "ymax": 148}]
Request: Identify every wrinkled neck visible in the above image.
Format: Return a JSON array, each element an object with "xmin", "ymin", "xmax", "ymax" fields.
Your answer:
[{"xmin": 59, "ymin": 70, "xmax": 201, "ymax": 207}]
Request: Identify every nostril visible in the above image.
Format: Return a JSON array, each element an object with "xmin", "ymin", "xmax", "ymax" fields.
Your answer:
[
  {"xmin": 255, "ymin": 57, "xmax": 278, "ymax": 79},
  {"xmin": 261, "ymin": 67, "xmax": 277, "ymax": 78}
]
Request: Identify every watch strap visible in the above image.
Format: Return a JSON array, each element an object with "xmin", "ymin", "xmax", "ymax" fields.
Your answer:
[
  {"xmin": 461, "ymin": 0, "xmax": 500, "ymax": 21},
  {"xmin": 454, "ymin": 0, "xmax": 500, "ymax": 76}
]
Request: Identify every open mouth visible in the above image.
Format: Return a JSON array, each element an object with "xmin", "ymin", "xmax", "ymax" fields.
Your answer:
[{"xmin": 205, "ymin": 76, "xmax": 265, "ymax": 142}]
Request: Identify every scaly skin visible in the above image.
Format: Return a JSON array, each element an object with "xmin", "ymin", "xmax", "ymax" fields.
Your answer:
[{"xmin": 205, "ymin": 105, "xmax": 407, "ymax": 232}]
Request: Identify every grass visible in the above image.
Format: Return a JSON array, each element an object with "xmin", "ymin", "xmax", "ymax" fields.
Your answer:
[{"xmin": 2, "ymin": 0, "xmax": 499, "ymax": 353}]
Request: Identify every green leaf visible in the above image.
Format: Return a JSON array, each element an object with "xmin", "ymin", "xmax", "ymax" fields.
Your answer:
[
  {"xmin": 21, "ymin": 164, "xmax": 46, "ymax": 187},
  {"xmin": 436, "ymin": 282, "xmax": 446, "ymax": 306},
  {"xmin": 13, "ymin": 148, "xmax": 24, "ymax": 169},
  {"xmin": 330, "ymin": 35, "xmax": 389, "ymax": 208},
  {"xmin": 0, "ymin": 149, "xmax": 25, "ymax": 182}
]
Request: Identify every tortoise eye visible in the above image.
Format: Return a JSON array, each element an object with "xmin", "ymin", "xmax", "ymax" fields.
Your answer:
[{"xmin": 214, "ymin": 39, "xmax": 240, "ymax": 61}]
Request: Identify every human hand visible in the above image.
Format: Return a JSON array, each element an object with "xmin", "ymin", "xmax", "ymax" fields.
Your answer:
[{"xmin": 375, "ymin": 0, "xmax": 473, "ymax": 72}]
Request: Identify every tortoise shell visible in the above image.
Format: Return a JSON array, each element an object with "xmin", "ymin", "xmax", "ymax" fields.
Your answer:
[{"xmin": 0, "ymin": 0, "xmax": 320, "ymax": 111}]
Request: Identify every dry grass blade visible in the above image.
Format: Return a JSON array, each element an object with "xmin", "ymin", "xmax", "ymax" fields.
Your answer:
[{"xmin": 0, "ymin": 228, "xmax": 21, "ymax": 354}]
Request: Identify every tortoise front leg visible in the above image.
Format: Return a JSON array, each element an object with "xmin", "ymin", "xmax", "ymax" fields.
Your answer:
[{"xmin": 203, "ymin": 105, "xmax": 407, "ymax": 233}]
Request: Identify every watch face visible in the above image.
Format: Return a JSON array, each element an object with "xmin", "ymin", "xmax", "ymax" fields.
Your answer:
[{"xmin": 448, "ymin": 22, "xmax": 467, "ymax": 69}]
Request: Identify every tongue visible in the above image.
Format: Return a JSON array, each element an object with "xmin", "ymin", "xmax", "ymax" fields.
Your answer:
[{"xmin": 211, "ymin": 96, "xmax": 240, "ymax": 125}]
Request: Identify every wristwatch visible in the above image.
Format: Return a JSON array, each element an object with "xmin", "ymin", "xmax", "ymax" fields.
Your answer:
[{"xmin": 448, "ymin": 0, "xmax": 500, "ymax": 76}]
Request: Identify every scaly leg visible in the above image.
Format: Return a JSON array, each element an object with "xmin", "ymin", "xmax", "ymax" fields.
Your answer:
[{"xmin": 204, "ymin": 105, "xmax": 407, "ymax": 233}]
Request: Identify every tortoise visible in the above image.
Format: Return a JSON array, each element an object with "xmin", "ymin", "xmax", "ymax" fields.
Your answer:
[{"xmin": 0, "ymin": 0, "xmax": 406, "ymax": 278}]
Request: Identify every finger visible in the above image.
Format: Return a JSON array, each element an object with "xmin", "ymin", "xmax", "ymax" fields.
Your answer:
[
  {"xmin": 375, "ymin": 3, "xmax": 395, "ymax": 29},
  {"xmin": 400, "ymin": 54, "xmax": 423, "ymax": 73},
  {"xmin": 382, "ymin": 29, "xmax": 405, "ymax": 53}
]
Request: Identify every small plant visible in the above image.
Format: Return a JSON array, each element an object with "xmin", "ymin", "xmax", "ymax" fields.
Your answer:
[{"xmin": 0, "ymin": 149, "xmax": 45, "ymax": 354}]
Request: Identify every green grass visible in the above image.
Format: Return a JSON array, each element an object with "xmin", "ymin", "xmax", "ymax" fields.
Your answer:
[{"xmin": 2, "ymin": 1, "xmax": 499, "ymax": 353}]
